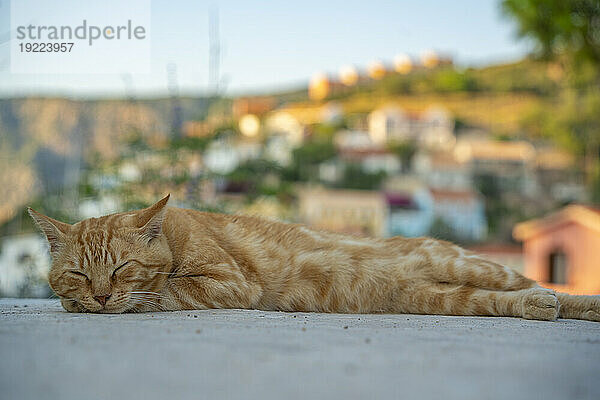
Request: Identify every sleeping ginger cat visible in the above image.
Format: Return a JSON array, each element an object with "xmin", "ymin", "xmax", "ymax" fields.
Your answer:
[{"xmin": 28, "ymin": 195, "xmax": 600, "ymax": 321}]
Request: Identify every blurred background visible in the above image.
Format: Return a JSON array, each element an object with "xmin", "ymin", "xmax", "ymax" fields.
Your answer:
[{"xmin": 1, "ymin": 0, "xmax": 599, "ymax": 298}]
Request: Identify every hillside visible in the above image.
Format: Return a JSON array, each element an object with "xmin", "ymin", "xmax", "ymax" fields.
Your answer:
[
  {"xmin": 275, "ymin": 58, "xmax": 558, "ymax": 135},
  {"xmin": 0, "ymin": 58, "xmax": 575, "ymax": 226},
  {"xmin": 0, "ymin": 96, "xmax": 213, "ymax": 224}
]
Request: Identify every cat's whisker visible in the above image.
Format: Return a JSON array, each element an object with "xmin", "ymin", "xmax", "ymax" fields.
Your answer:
[
  {"xmin": 129, "ymin": 294, "xmax": 160, "ymax": 302},
  {"xmin": 128, "ymin": 300, "xmax": 162, "ymax": 311},
  {"xmin": 129, "ymin": 292, "xmax": 165, "ymax": 302},
  {"xmin": 128, "ymin": 294, "xmax": 165, "ymax": 311},
  {"xmin": 129, "ymin": 291, "xmax": 163, "ymax": 296}
]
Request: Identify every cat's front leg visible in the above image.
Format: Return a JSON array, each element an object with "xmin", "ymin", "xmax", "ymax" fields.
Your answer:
[
  {"xmin": 60, "ymin": 298, "xmax": 87, "ymax": 313},
  {"xmin": 159, "ymin": 261, "xmax": 263, "ymax": 311}
]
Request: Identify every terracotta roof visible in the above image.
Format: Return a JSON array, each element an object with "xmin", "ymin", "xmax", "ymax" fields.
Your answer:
[
  {"xmin": 339, "ymin": 148, "xmax": 391, "ymax": 158},
  {"xmin": 467, "ymin": 243, "xmax": 522, "ymax": 255},
  {"xmin": 455, "ymin": 140, "xmax": 535, "ymax": 163},
  {"xmin": 535, "ymin": 149, "xmax": 575, "ymax": 170},
  {"xmin": 513, "ymin": 204, "xmax": 600, "ymax": 240},
  {"xmin": 429, "ymin": 153, "xmax": 464, "ymax": 168},
  {"xmin": 430, "ymin": 188, "xmax": 479, "ymax": 202}
]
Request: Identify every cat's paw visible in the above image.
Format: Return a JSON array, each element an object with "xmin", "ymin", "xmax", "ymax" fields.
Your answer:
[
  {"xmin": 582, "ymin": 310, "xmax": 600, "ymax": 322},
  {"xmin": 521, "ymin": 288, "xmax": 560, "ymax": 321},
  {"xmin": 60, "ymin": 298, "xmax": 86, "ymax": 313}
]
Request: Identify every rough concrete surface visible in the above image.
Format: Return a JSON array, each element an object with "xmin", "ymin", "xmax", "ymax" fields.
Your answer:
[{"xmin": 1, "ymin": 298, "xmax": 599, "ymax": 400}]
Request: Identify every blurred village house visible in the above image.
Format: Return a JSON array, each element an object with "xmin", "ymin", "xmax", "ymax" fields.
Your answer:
[
  {"xmin": 367, "ymin": 106, "xmax": 455, "ymax": 149},
  {"xmin": 514, "ymin": 205, "xmax": 600, "ymax": 295},
  {"xmin": 298, "ymin": 187, "xmax": 388, "ymax": 237}
]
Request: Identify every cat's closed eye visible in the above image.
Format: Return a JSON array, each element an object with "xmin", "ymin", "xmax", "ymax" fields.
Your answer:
[
  {"xmin": 68, "ymin": 270, "xmax": 89, "ymax": 280},
  {"xmin": 112, "ymin": 261, "xmax": 129, "ymax": 277}
]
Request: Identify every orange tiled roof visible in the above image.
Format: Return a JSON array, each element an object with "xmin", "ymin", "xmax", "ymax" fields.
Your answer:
[
  {"xmin": 430, "ymin": 188, "xmax": 479, "ymax": 201},
  {"xmin": 467, "ymin": 243, "xmax": 522, "ymax": 255},
  {"xmin": 513, "ymin": 204, "xmax": 600, "ymax": 240}
]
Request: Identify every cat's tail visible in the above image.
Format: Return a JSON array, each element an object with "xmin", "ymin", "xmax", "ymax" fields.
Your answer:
[{"xmin": 556, "ymin": 293, "xmax": 600, "ymax": 321}]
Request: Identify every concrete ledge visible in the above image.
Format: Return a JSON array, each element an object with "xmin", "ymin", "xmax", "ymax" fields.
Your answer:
[{"xmin": 1, "ymin": 298, "xmax": 599, "ymax": 400}]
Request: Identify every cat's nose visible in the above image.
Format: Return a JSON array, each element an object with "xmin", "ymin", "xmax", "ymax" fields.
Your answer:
[{"xmin": 94, "ymin": 294, "xmax": 111, "ymax": 306}]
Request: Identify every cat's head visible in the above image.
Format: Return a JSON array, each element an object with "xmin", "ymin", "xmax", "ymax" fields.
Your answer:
[{"xmin": 28, "ymin": 195, "xmax": 173, "ymax": 313}]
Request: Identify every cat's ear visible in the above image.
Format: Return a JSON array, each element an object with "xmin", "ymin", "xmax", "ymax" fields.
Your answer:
[
  {"xmin": 136, "ymin": 194, "xmax": 170, "ymax": 242},
  {"xmin": 27, "ymin": 208, "xmax": 71, "ymax": 254}
]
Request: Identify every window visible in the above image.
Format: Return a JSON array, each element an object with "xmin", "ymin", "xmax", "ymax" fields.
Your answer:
[{"xmin": 548, "ymin": 251, "xmax": 568, "ymax": 285}]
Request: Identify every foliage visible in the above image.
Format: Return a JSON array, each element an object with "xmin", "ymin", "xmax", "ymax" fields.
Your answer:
[
  {"xmin": 388, "ymin": 141, "xmax": 418, "ymax": 173},
  {"xmin": 433, "ymin": 69, "xmax": 478, "ymax": 92},
  {"xmin": 473, "ymin": 174, "xmax": 505, "ymax": 237},
  {"xmin": 168, "ymin": 136, "xmax": 211, "ymax": 151},
  {"xmin": 312, "ymin": 120, "xmax": 347, "ymax": 140},
  {"xmin": 336, "ymin": 163, "xmax": 387, "ymax": 190},
  {"xmin": 122, "ymin": 128, "xmax": 151, "ymax": 153},
  {"xmin": 428, "ymin": 217, "xmax": 464, "ymax": 245},
  {"xmin": 502, "ymin": 0, "xmax": 600, "ymax": 65},
  {"xmin": 503, "ymin": 0, "xmax": 600, "ymax": 197},
  {"xmin": 590, "ymin": 162, "xmax": 600, "ymax": 203},
  {"xmin": 227, "ymin": 159, "xmax": 284, "ymax": 201},
  {"xmin": 285, "ymin": 140, "xmax": 336, "ymax": 182},
  {"xmin": 228, "ymin": 159, "xmax": 282, "ymax": 184}
]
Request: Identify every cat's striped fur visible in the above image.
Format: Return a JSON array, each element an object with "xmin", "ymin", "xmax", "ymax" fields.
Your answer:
[{"xmin": 29, "ymin": 195, "xmax": 600, "ymax": 321}]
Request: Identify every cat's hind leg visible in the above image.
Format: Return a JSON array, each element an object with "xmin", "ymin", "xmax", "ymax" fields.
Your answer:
[
  {"xmin": 556, "ymin": 293, "xmax": 600, "ymax": 322},
  {"xmin": 407, "ymin": 238, "xmax": 536, "ymax": 291},
  {"xmin": 395, "ymin": 281, "xmax": 559, "ymax": 321}
]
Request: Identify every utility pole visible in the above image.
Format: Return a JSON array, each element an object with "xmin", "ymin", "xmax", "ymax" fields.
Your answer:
[
  {"xmin": 209, "ymin": 6, "xmax": 221, "ymax": 97},
  {"xmin": 167, "ymin": 63, "xmax": 182, "ymax": 139}
]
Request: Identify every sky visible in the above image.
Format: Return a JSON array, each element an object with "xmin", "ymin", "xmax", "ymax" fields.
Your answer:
[{"xmin": 0, "ymin": 0, "xmax": 531, "ymax": 98}]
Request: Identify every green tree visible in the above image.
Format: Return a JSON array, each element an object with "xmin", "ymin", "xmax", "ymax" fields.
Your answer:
[
  {"xmin": 227, "ymin": 159, "xmax": 283, "ymax": 200},
  {"xmin": 502, "ymin": 0, "xmax": 600, "ymax": 65},
  {"xmin": 337, "ymin": 163, "xmax": 387, "ymax": 190},
  {"xmin": 285, "ymin": 140, "xmax": 336, "ymax": 182},
  {"xmin": 388, "ymin": 141, "xmax": 417, "ymax": 173},
  {"xmin": 428, "ymin": 217, "xmax": 464, "ymax": 245},
  {"xmin": 503, "ymin": 0, "xmax": 600, "ymax": 201}
]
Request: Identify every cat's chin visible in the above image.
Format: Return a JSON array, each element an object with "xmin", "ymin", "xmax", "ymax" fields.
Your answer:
[
  {"xmin": 60, "ymin": 298, "xmax": 87, "ymax": 313},
  {"xmin": 61, "ymin": 299, "xmax": 129, "ymax": 314},
  {"xmin": 94, "ymin": 308, "xmax": 128, "ymax": 314},
  {"xmin": 86, "ymin": 302, "xmax": 131, "ymax": 314}
]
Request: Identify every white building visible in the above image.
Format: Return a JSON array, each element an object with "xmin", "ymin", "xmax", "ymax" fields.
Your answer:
[
  {"xmin": 419, "ymin": 107, "xmax": 455, "ymax": 148},
  {"xmin": 430, "ymin": 188, "xmax": 487, "ymax": 241},
  {"xmin": 413, "ymin": 150, "xmax": 472, "ymax": 190},
  {"xmin": 386, "ymin": 187, "xmax": 434, "ymax": 238},
  {"xmin": 334, "ymin": 130, "xmax": 378, "ymax": 151},
  {"xmin": 367, "ymin": 107, "xmax": 410, "ymax": 144},
  {"xmin": 0, "ymin": 234, "xmax": 50, "ymax": 297},
  {"xmin": 203, "ymin": 137, "xmax": 241, "ymax": 174},
  {"xmin": 79, "ymin": 196, "xmax": 121, "ymax": 219},
  {"xmin": 367, "ymin": 106, "xmax": 455, "ymax": 149},
  {"xmin": 264, "ymin": 134, "xmax": 294, "ymax": 167},
  {"xmin": 384, "ymin": 177, "xmax": 487, "ymax": 241},
  {"xmin": 264, "ymin": 111, "xmax": 305, "ymax": 146},
  {"xmin": 454, "ymin": 138, "xmax": 538, "ymax": 196}
]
